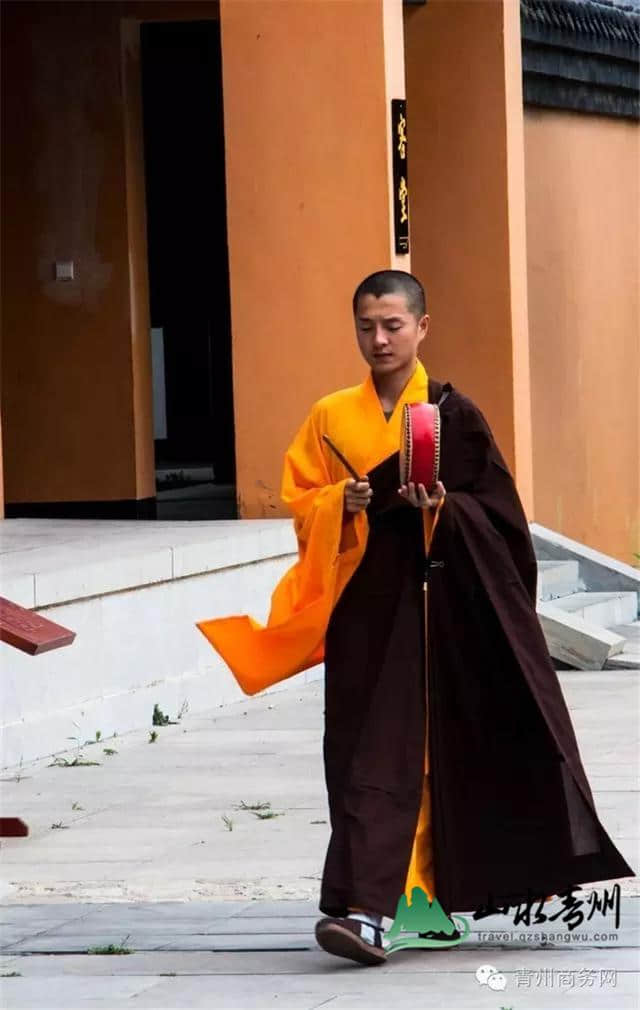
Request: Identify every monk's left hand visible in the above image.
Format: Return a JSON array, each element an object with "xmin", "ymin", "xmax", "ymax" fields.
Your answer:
[{"xmin": 398, "ymin": 479, "xmax": 446, "ymax": 509}]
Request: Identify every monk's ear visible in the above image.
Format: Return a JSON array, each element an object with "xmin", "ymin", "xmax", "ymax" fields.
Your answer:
[{"xmin": 417, "ymin": 313, "xmax": 429, "ymax": 344}]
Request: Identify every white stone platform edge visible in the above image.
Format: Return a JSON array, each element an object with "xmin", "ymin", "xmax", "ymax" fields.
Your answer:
[
  {"xmin": 0, "ymin": 519, "xmax": 298, "ymax": 610},
  {"xmin": 0, "ymin": 519, "xmax": 307, "ymax": 768}
]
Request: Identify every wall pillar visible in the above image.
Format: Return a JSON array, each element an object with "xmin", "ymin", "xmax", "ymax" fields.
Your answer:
[
  {"xmin": 404, "ymin": 0, "xmax": 534, "ymax": 513},
  {"xmin": 220, "ymin": 0, "xmax": 406, "ymax": 518}
]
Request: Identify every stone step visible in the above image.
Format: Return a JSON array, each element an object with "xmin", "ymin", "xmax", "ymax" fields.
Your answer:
[
  {"xmin": 550, "ymin": 591, "xmax": 638, "ymax": 628},
  {"xmin": 537, "ymin": 601, "xmax": 626, "ymax": 670},
  {"xmin": 604, "ymin": 652, "xmax": 640, "ymax": 670},
  {"xmin": 536, "ymin": 560, "xmax": 581, "ymax": 602},
  {"xmin": 603, "ymin": 621, "xmax": 640, "ymax": 670},
  {"xmin": 608, "ymin": 621, "xmax": 640, "ymax": 647}
]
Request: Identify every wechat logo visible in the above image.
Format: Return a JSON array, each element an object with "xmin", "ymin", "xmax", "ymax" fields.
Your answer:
[
  {"xmin": 385, "ymin": 886, "xmax": 469, "ymax": 953},
  {"xmin": 476, "ymin": 963, "xmax": 507, "ymax": 990}
]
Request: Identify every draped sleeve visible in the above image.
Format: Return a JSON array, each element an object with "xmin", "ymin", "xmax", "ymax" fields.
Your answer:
[
  {"xmin": 272, "ymin": 403, "xmax": 367, "ymax": 617},
  {"xmin": 432, "ymin": 394, "xmax": 538, "ymax": 608},
  {"xmin": 195, "ymin": 401, "xmax": 368, "ymax": 695}
]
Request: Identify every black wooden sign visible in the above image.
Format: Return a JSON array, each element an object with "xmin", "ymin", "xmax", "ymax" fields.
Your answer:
[{"xmin": 391, "ymin": 98, "xmax": 409, "ymax": 255}]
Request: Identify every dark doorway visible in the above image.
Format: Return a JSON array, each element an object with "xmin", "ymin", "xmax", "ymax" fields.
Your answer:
[{"xmin": 140, "ymin": 19, "xmax": 236, "ymax": 519}]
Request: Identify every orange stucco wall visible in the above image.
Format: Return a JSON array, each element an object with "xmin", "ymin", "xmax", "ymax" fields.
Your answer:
[
  {"xmin": 404, "ymin": 0, "xmax": 533, "ymax": 513},
  {"xmin": 4, "ymin": 1, "xmax": 633, "ymax": 557},
  {"xmin": 524, "ymin": 108, "xmax": 640, "ymax": 562},
  {"xmin": 1, "ymin": 0, "xmax": 399, "ymax": 518},
  {"xmin": 1, "ymin": 1, "xmax": 155, "ymax": 507},
  {"xmin": 220, "ymin": 0, "xmax": 397, "ymax": 518}
]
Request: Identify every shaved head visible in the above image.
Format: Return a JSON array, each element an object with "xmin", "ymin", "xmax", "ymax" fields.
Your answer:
[{"xmin": 352, "ymin": 270, "xmax": 426, "ymax": 321}]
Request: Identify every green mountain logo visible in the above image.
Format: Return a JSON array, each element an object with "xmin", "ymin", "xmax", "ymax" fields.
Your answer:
[{"xmin": 385, "ymin": 886, "xmax": 469, "ymax": 952}]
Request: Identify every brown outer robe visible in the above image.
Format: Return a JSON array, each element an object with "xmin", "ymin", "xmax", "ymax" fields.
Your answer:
[{"xmin": 319, "ymin": 376, "xmax": 635, "ymax": 920}]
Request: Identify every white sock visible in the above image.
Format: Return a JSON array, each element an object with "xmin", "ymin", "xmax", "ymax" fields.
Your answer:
[{"xmin": 347, "ymin": 911, "xmax": 382, "ymax": 944}]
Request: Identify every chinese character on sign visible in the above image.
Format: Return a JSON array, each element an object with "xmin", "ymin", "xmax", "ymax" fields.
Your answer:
[
  {"xmin": 576, "ymin": 969, "xmax": 597, "ymax": 988},
  {"xmin": 391, "ymin": 98, "xmax": 409, "ymax": 254},
  {"xmin": 512, "ymin": 893, "xmax": 548, "ymax": 927},
  {"xmin": 398, "ymin": 177, "xmax": 408, "ymax": 224},
  {"xmin": 515, "ymin": 967, "xmax": 617, "ymax": 991},
  {"xmin": 473, "ymin": 883, "xmax": 622, "ymax": 933},
  {"xmin": 514, "ymin": 969, "xmax": 533, "ymax": 988},
  {"xmin": 547, "ymin": 885, "xmax": 585, "ymax": 929},
  {"xmin": 557, "ymin": 969, "xmax": 576, "ymax": 989},
  {"xmin": 397, "ymin": 112, "xmax": 407, "ymax": 159},
  {"xmin": 534, "ymin": 968, "xmax": 555, "ymax": 988},
  {"xmin": 473, "ymin": 893, "xmax": 511, "ymax": 920},
  {"xmin": 587, "ymin": 883, "xmax": 621, "ymax": 929}
]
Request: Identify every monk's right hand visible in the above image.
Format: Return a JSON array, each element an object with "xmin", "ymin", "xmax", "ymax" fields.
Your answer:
[{"xmin": 344, "ymin": 478, "xmax": 373, "ymax": 514}]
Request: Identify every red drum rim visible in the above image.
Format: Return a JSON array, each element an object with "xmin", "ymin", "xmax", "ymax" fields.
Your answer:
[{"xmin": 400, "ymin": 402, "xmax": 441, "ymax": 491}]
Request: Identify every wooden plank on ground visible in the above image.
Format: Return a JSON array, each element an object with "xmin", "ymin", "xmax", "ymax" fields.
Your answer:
[
  {"xmin": 0, "ymin": 817, "xmax": 29, "ymax": 837},
  {"xmin": 0, "ymin": 596, "xmax": 75, "ymax": 655}
]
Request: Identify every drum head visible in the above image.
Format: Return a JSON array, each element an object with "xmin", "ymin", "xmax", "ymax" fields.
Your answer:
[{"xmin": 400, "ymin": 402, "xmax": 441, "ymax": 491}]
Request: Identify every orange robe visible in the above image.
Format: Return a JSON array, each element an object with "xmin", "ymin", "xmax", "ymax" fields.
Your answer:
[
  {"xmin": 196, "ymin": 359, "xmax": 444, "ymax": 907},
  {"xmin": 196, "ymin": 359, "xmax": 443, "ymax": 693}
]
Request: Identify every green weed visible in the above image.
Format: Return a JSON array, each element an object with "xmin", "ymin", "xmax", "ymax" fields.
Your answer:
[
  {"xmin": 88, "ymin": 935, "xmax": 131, "ymax": 955},
  {"xmin": 49, "ymin": 756, "xmax": 101, "ymax": 768},
  {"xmin": 152, "ymin": 704, "xmax": 176, "ymax": 726}
]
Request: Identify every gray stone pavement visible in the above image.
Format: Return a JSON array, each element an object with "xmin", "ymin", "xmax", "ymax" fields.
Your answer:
[
  {"xmin": 0, "ymin": 670, "xmax": 638, "ymax": 1008},
  {"xmin": 0, "ymin": 906, "xmax": 638, "ymax": 1009}
]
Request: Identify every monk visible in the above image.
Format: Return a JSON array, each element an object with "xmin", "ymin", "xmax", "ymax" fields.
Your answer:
[{"xmin": 197, "ymin": 270, "xmax": 634, "ymax": 967}]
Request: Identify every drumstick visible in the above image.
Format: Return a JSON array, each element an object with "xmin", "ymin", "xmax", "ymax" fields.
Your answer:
[{"xmin": 322, "ymin": 435, "xmax": 364, "ymax": 483}]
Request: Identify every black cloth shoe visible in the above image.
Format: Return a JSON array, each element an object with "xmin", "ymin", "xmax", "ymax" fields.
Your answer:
[
  {"xmin": 418, "ymin": 916, "xmax": 461, "ymax": 941},
  {"xmin": 315, "ymin": 915, "xmax": 387, "ymax": 966}
]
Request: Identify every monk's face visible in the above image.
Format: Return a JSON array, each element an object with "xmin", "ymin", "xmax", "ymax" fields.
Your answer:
[{"xmin": 354, "ymin": 292, "xmax": 428, "ymax": 377}]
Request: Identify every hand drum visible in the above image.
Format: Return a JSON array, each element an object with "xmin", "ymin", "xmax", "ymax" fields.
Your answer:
[{"xmin": 400, "ymin": 402, "xmax": 441, "ymax": 493}]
